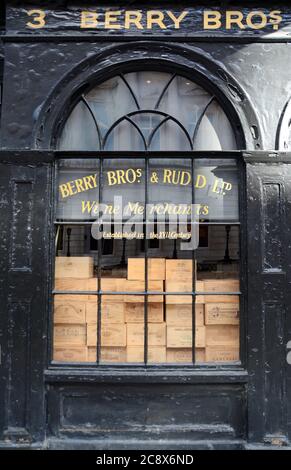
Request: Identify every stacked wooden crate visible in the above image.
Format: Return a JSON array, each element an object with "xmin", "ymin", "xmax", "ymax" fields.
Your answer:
[
  {"xmin": 90, "ymin": 276, "xmax": 165, "ymax": 363},
  {"xmin": 165, "ymin": 263, "xmax": 240, "ymax": 362},
  {"xmin": 165, "ymin": 259, "xmax": 206, "ymax": 362},
  {"xmin": 53, "ymin": 257, "xmax": 240, "ymax": 363},
  {"xmin": 54, "ymin": 256, "xmax": 97, "ymax": 362},
  {"xmin": 87, "ymin": 279, "xmax": 127, "ymax": 363},
  {"xmin": 203, "ymin": 279, "xmax": 240, "ymax": 362},
  {"xmin": 126, "ymin": 258, "xmax": 166, "ymax": 362}
]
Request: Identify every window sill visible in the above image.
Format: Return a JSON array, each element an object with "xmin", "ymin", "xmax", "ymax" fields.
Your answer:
[{"xmin": 45, "ymin": 366, "xmax": 248, "ymax": 384}]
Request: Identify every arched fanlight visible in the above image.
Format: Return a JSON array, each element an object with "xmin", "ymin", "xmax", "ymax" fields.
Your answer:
[{"xmin": 59, "ymin": 71, "xmax": 238, "ymax": 151}]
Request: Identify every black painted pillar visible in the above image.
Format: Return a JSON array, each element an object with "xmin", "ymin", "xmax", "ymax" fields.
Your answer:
[
  {"xmin": 246, "ymin": 156, "xmax": 291, "ymax": 445},
  {"xmin": 0, "ymin": 155, "xmax": 52, "ymax": 445}
]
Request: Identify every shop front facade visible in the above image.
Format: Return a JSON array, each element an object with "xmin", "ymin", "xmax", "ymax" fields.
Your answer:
[{"xmin": 0, "ymin": 0, "xmax": 291, "ymax": 449}]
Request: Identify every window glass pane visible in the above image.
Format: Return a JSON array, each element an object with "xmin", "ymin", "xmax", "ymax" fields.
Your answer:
[
  {"xmin": 54, "ymin": 159, "xmax": 99, "ymax": 363},
  {"xmin": 157, "ymin": 75, "xmax": 211, "ymax": 139},
  {"xmin": 53, "ymin": 155, "xmax": 240, "ymax": 365},
  {"xmin": 149, "ymin": 158, "xmax": 193, "ymax": 364},
  {"xmin": 100, "ymin": 159, "xmax": 145, "ymax": 363},
  {"xmin": 150, "ymin": 119, "xmax": 192, "ymax": 151},
  {"xmin": 194, "ymin": 102, "xmax": 238, "ymax": 150},
  {"xmin": 58, "ymin": 71, "xmax": 238, "ymax": 151},
  {"xmin": 59, "ymin": 102, "xmax": 99, "ymax": 151},
  {"xmin": 53, "ymin": 287, "xmax": 98, "ymax": 363},
  {"xmin": 125, "ymin": 71, "xmax": 171, "ymax": 109},
  {"xmin": 57, "ymin": 159, "xmax": 99, "ymax": 222},
  {"xmin": 84, "ymin": 76, "xmax": 138, "ymax": 138},
  {"xmin": 194, "ymin": 158, "xmax": 239, "ymax": 222},
  {"xmin": 146, "ymin": 158, "xmax": 240, "ymax": 364},
  {"xmin": 104, "ymin": 120, "xmax": 147, "ymax": 151}
]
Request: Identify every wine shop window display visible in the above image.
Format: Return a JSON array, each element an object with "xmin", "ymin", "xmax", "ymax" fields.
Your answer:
[{"xmin": 52, "ymin": 71, "xmax": 241, "ymax": 365}]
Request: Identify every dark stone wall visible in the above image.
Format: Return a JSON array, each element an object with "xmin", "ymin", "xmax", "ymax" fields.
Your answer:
[{"xmin": 0, "ymin": 40, "xmax": 290, "ymax": 150}]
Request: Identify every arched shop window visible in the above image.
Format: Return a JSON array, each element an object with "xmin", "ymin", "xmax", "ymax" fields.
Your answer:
[{"xmin": 53, "ymin": 71, "xmax": 241, "ymax": 365}]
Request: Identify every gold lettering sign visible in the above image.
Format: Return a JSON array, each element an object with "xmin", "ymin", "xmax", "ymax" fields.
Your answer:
[
  {"xmin": 59, "ymin": 169, "xmax": 233, "ymax": 201},
  {"xmin": 203, "ymin": 10, "xmax": 282, "ymax": 30},
  {"xmin": 25, "ymin": 8, "xmax": 283, "ymax": 31},
  {"xmin": 59, "ymin": 174, "xmax": 98, "ymax": 199},
  {"xmin": 26, "ymin": 9, "xmax": 46, "ymax": 29}
]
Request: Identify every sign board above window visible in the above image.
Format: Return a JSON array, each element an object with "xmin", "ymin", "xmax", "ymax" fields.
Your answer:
[{"xmin": 6, "ymin": 4, "xmax": 291, "ymax": 38}]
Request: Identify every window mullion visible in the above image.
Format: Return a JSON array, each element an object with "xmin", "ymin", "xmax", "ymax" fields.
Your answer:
[
  {"xmin": 144, "ymin": 156, "xmax": 149, "ymax": 365},
  {"xmin": 97, "ymin": 157, "xmax": 103, "ymax": 365},
  {"xmin": 192, "ymin": 156, "xmax": 196, "ymax": 365}
]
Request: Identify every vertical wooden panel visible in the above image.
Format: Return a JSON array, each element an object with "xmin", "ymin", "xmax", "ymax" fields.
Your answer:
[
  {"xmin": 6, "ymin": 302, "xmax": 30, "ymax": 435},
  {"xmin": 247, "ymin": 161, "xmax": 291, "ymax": 445},
  {"xmin": 262, "ymin": 183, "xmax": 283, "ymax": 272},
  {"xmin": 261, "ymin": 182, "xmax": 286, "ymax": 440},
  {"xmin": 0, "ymin": 166, "xmax": 11, "ymax": 439},
  {"xmin": 0, "ymin": 159, "xmax": 52, "ymax": 443},
  {"xmin": 264, "ymin": 302, "xmax": 285, "ymax": 436},
  {"xmin": 10, "ymin": 180, "xmax": 33, "ymax": 272}
]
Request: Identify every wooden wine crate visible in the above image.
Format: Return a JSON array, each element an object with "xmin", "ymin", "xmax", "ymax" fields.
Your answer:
[
  {"xmin": 55, "ymin": 256, "xmax": 94, "ymax": 279},
  {"xmin": 126, "ymin": 346, "xmax": 144, "ymax": 362},
  {"xmin": 205, "ymin": 346, "xmax": 239, "ymax": 362},
  {"xmin": 86, "ymin": 301, "xmax": 126, "ymax": 324},
  {"xmin": 167, "ymin": 348, "xmax": 192, "ymax": 363},
  {"xmin": 54, "ymin": 324, "xmax": 87, "ymax": 346},
  {"xmin": 165, "ymin": 280, "xmax": 204, "ymax": 304},
  {"xmin": 54, "ymin": 298, "xmax": 86, "ymax": 324},
  {"xmin": 55, "ymin": 278, "xmax": 97, "ymax": 292},
  {"xmin": 102, "ymin": 294, "xmax": 124, "ymax": 303},
  {"xmin": 203, "ymin": 279, "xmax": 240, "ymax": 292},
  {"xmin": 127, "ymin": 258, "xmax": 166, "ymax": 280},
  {"xmin": 86, "ymin": 324, "xmax": 97, "ymax": 347},
  {"xmin": 53, "ymin": 346, "xmax": 88, "ymax": 362},
  {"xmin": 147, "ymin": 346, "xmax": 167, "ymax": 363},
  {"xmin": 166, "ymin": 259, "xmax": 194, "ymax": 281},
  {"xmin": 203, "ymin": 279, "xmax": 240, "ymax": 303},
  {"xmin": 87, "ymin": 346, "xmax": 97, "ymax": 362},
  {"xmin": 124, "ymin": 294, "xmax": 164, "ymax": 303},
  {"xmin": 166, "ymin": 304, "xmax": 204, "ymax": 326},
  {"xmin": 204, "ymin": 295, "xmax": 240, "ymax": 303},
  {"xmin": 127, "ymin": 346, "xmax": 166, "ymax": 363},
  {"xmin": 100, "ymin": 347, "xmax": 127, "ymax": 363},
  {"xmin": 87, "ymin": 323, "xmax": 127, "ymax": 347},
  {"xmin": 206, "ymin": 325, "xmax": 240, "ymax": 347},
  {"xmin": 127, "ymin": 323, "xmax": 166, "ymax": 346},
  {"xmin": 100, "ymin": 278, "xmax": 128, "ymax": 291},
  {"xmin": 205, "ymin": 303, "xmax": 239, "ymax": 325},
  {"xmin": 103, "ymin": 324, "xmax": 127, "ymax": 348},
  {"xmin": 101, "ymin": 302, "xmax": 125, "ymax": 324},
  {"xmin": 125, "ymin": 303, "xmax": 163, "ymax": 323},
  {"xmin": 54, "ymin": 294, "xmax": 92, "ymax": 301},
  {"xmin": 88, "ymin": 295, "xmax": 98, "ymax": 301},
  {"xmin": 196, "ymin": 348, "xmax": 206, "ymax": 362},
  {"xmin": 166, "ymin": 326, "xmax": 205, "ymax": 348},
  {"xmin": 126, "ymin": 280, "xmax": 162, "ymax": 291},
  {"xmin": 85, "ymin": 300, "xmax": 98, "ymax": 324},
  {"xmin": 166, "ymin": 348, "xmax": 205, "ymax": 363},
  {"xmin": 124, "ymin": 280, "xmax": 164, "ymax": 303}
]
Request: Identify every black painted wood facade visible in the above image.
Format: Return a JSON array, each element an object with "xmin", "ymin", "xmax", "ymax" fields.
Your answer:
[{"xmin": 0, "ymin": 1, "xmax": 291, "ymax": 449}]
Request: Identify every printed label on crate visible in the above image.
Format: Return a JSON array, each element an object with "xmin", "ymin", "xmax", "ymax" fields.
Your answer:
[{"xmin": 167, "ymin": 326, "xmax": 205, "ymax": 348}]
